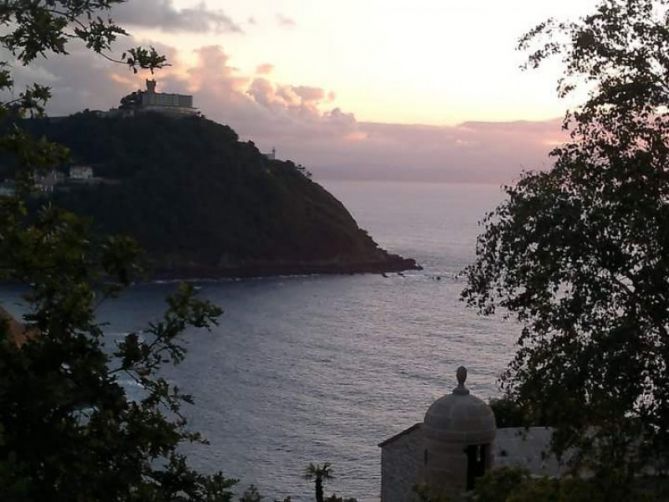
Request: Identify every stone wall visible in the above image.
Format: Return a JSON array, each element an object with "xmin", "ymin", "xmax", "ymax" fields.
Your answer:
[
  {"xmin": 379, "ymin": 425, "xmax": 570, "ymax": 501},
  {"xmin": 379, "ymin": 423, "xmax": 424, "ymax": 502},
  {"xmin": 494, "ymin": 427, "xmax": 568, "ymax": 477}
]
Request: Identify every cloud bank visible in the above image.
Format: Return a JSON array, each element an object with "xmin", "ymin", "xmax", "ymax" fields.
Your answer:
[
  {"xmin": 112, "ymin": 0, "xmax": 242, "ymax": 33},
  {"xmin": 13, "ymin": 40, "xmax": 562, "ymax": 184},
  {"xmin": 255, "ymin": 63, "xmax": 274, "ymax": 75},
  {"xmin": 275, "ymin": 14, "xmax": 297, "ymax": 28}
]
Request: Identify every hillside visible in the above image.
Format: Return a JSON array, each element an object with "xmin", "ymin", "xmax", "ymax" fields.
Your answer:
[{"xmin": 24, "ymin": 112, "xmax": 419, "ymax": 278}]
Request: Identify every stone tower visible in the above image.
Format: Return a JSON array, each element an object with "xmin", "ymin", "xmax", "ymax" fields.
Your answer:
[
  {"xmin": 379, "ymin": 367, "xmax": 497, "ymax": 501},
  {"xmin": 379, "ymin": 367, "xmax": 571, "ymax": 501},
  {"xmin": 422, "ymin": 366, "xmax": 496, "ymax": 496},
  {"xmin": 146, "ymin": 79, "xmax": 157, "ymax": 93}
]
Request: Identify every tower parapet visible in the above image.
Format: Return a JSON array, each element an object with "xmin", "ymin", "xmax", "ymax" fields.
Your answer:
[
  {"xmin": 146, "ymin": 79, "xmax": 157, "ymax": 93},
  {"xmin": 422, "ymin": 366, "xmax": 496, "ymax": 496}
]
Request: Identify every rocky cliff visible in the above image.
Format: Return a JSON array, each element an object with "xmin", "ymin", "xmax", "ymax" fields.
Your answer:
[{"xmin": 27, "ymin": 112, "xmax": 419, "ymax": 279}]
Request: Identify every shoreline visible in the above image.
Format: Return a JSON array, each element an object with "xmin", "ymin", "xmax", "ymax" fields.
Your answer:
[
  {"xmin": 150, "ymin": 256, "xmax": 422, "ymax": 281},
  {"xmin": 0, "ymin": 256, "xmax": 422, "ymax": 287}
]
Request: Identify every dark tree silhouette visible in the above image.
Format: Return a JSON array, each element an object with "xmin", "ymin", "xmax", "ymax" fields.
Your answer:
[
  {"xmin": 463, "ymin": 0, "xmax": 669, "ymax": 493},
  {"xmin": 0, "ymin": 2, "xmax": 235, "ymax": 500},
  {"xmin": 304, "ymin": 463, "xmax": 333, "ymax": 502}
]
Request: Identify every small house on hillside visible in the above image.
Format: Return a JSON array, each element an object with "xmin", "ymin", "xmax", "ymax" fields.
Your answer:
[
  {"xmin": 35, "ymin": 170, "xmax": 65, "ymax": 192},
  {"xmin": 263, "ymin": 147, "xmax": 277, "ymax": 160},
  {"xmin": 69, "ymin": 165, "xmax": 93, "ymax": 180}
]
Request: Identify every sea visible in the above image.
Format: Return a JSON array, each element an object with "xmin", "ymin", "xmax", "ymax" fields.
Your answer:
[{"xmin": 0, "ymin": 180, "xmax": 523, "ymax": 501}]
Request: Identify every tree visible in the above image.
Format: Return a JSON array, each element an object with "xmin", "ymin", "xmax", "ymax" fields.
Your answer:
[
  {"xmin": 323, "ymin": 495, "xmax": 356, "ymax": 502},
  {"xmin": 0, "ymin": 1, "xmax": 236, "ymax": 500},
  {"xmin": 411, "ymin": 484, "xmax": 451, "ymax": 502},
  {"xmin": 470, "ymin": 467, "xmax": 530, "ymax": 502},
  {"xmin": 304, "ymin": 463, "xmax": 333, "ymax": 502},
  {"xmin": 462, "ymin": 0, "xmax": 669, "ymax": 492},
  {"xmin": 239, "ymin": 485, "xmax": 263, "ymax": 502}
]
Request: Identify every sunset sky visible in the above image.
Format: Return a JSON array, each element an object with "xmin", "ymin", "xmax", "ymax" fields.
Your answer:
[
  {"xmin": 19, "ymin": 0, "xmax": 600, "ymax": 182},
  {"xmin": 141, "ymin": 0, "xmax": 595, "ymax": 125}
]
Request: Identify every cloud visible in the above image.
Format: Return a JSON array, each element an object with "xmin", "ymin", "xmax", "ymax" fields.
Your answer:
[
  {"xmin": 276, "ymin": 14, "xmax": 296, "ymax": 28},
  {"xmin": 112, "ymin": 0, "xmax": 242, "ymax": 33},
  {"xmin": 1, "ymin": 37, "xmax": 184, "ymax": 115},
  {"xmin": 13, "ymin": 40, "xmax": 562, "ymax": 184},
  {"xmin": 255, "ymin": 63, "xmax": 274, "ymax": 75},
  {"xmin": 185, "ymin": 46, "xmax": 250, "ymax": 96},
  {"xmin": 179, "ymin": 48, "xmax": 562, "ymax": 183},
  {"xmin": 329, "ymin": 120, "xmax": 563, "ymax": 183},
  {"xmin": 292, "ymin": 86, "xmax": 325, "ymax": 103},
  {"xmin": 246, "ymin": 79, "xmax": 332, "ymax": 120}
]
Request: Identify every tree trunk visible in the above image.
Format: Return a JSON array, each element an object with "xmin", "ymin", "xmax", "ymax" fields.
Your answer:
[{"xmin": 315, "ymin": 477, "xmax": 323, "ymax": 502}]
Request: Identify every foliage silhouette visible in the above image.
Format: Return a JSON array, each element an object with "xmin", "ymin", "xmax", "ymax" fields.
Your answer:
[
  {"xmin": 304, "ymin": 463, "xmax": 333, "ymax": 502},
  {"xmin": 0, "ymin": 1, "xmax": 236, "ymax": 500},
  {"xmin": 463, "ymin": 0, "xmax": 669, "ymax": 494}
]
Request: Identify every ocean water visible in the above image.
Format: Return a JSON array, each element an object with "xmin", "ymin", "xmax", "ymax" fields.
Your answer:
[{"xmin": 1, "ymin": 181, "xmax": 522, "ymax": 500}]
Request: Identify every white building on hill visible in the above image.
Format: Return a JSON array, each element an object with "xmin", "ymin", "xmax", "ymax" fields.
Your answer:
[{"xmin": 117, "ymin": 80, "xmax": 197, "ymax": 116}]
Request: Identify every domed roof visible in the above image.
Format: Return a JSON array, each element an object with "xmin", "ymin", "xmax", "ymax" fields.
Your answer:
[{"xmin": 423, "ymin": 367, "xmax": 496, "ymax": 444}]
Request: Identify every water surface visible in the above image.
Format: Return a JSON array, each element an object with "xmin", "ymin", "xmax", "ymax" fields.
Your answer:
[{"xmin": 1, "ymin": 181, "xmax": 521, "ymax": 500}]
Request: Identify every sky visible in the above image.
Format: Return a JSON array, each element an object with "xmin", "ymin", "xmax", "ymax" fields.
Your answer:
[{"xmin": 12, "ymin": 0, "xmax": 600, "ymax": 183}]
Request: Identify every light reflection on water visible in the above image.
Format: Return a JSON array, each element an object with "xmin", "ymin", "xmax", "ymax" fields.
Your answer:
[{"xmin": 2, "ymin": 181, "xmax": 521, "ymax": 501}]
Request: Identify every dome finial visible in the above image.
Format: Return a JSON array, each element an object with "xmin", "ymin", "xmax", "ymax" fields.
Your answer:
[{"xmin": 453, "ymin": 366, "xmax": 469, "ymax": 395}]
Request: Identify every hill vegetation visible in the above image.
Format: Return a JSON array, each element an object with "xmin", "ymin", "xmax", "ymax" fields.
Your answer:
[{"xmin": 21, "ymin": 112, "xmax": 418, "ymax": 278}]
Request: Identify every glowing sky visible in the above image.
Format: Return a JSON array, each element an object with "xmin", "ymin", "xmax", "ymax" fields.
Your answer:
[
  {"xmin": 20, "ymin": 0, "xmax": 603, "ymax": 182},
  {"xmin": 137, "ymin": 0, "xmax": 597, "ymax": 126}
]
